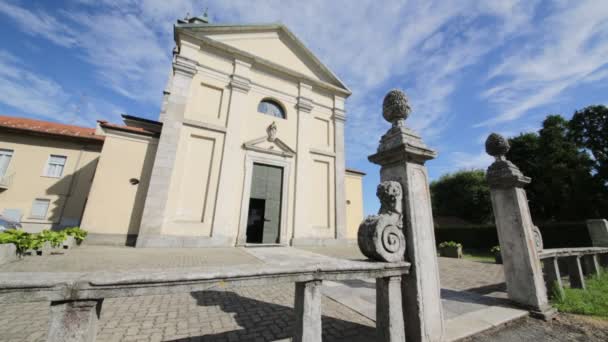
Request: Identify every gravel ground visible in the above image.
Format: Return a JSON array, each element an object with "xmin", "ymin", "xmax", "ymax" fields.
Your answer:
[{"xmin": 467, "ymin": 313, "xmax": 608, "ymax": 342}]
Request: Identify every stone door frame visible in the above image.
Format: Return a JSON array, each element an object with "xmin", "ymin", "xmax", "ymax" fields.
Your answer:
[{"xmin": 237, "ymin": 150, "xmax": 292, "ymax": 246}]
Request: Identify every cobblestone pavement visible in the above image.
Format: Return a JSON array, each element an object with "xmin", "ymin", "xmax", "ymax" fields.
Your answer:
[
  {"xmin": 299, "ymin": 246, "xmax": 506, "ymax": 292},
  {"xmin": 0, "ymin": 283, "xmax": 375, "ymax": 342},
  {"xmin": 0, "ymin": 245, "xmax": 506, "ymax": 341},
  {"xmin": 0, "ymin": 246, "xmax": 261, "ymax": 272}
]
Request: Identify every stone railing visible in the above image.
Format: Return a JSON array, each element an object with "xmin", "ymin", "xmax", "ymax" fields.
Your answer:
[
  {"xmin": 0, "ymin": 259, "xmax": 409, "ymax": 342},
  {"xmin": 539, "ymin": 247, "xmax": 608, "ymax": 297}
]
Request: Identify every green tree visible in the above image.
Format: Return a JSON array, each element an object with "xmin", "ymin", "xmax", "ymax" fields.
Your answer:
[
  {"xmin": 507, "ymin": 115, "xmax": 600, "ymax": 221},
  {"xmin": 430, "ymin": 169, "xmax": 492, "ymax": 224},
  {"xmin": 568, "ymin": 105, "xmax": 608, "ymax": 187}
]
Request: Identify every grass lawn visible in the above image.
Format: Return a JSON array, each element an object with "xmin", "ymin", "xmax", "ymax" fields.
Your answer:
[
  {"xmin": 552, "ymin": 269, "xmax": 608, "ymax": 319},
  {"xmin": 461, "ymin": 249, "xmax": 496, "ymax": 263}
]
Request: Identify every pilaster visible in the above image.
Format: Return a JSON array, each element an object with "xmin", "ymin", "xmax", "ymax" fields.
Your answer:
[
  {"xmin": 137, "ymin": 55, "xmax": 196, "ymax": 247},
  {"xmin": 333, "ymin": 95, "xmax": 347, "ymax": 241},
  {"xmin": 293, "ymin": 83, "xmax": 313, "ymax": 242},
  {"xmin": 212, "ymin": 59, "xmax": 252, "ymax": 244}
]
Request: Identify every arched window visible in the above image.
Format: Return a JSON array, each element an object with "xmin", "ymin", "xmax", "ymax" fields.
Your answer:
[{"xmin": 257, "ymin": 99, "xmax": 286, "ymax": 119}]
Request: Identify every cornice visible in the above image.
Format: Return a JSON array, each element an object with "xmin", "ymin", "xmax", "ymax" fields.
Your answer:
[{"xmin": 296, "ymin": 96, "xmax": 313, "ymax": 113}]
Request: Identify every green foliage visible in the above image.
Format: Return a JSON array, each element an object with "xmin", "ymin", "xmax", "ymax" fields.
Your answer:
[
  {"xmin": 569, "ymin": 105, "xmax": 608, "ymax": 186},
  {"xmin": 552, "ymin": 269, "xmax": 608, "ymax": 318},
  {"xmin": 38, "ymin": 230, "xmax": 67, "ymax": 248},
  {"xmin": 506, "ymin": 115, "xmax": 602, "ymax": 221},
  {"xmin": 430, "ymin": 169, "xmax": 491, "ymax": 224},
  {"xmin": 438, "ymin": 241, "xmax": 462, "ymax": 248},
  {"xmin": 62, "ymin": 227, "xmax": 88, "ymax": 242},
  {"xmin": 490, "ymin": 245, "xmax": 500, "ymax": 253},
  {"xmin": 0, "ymin": 230, "xmax": 35, "ymax": 254}
]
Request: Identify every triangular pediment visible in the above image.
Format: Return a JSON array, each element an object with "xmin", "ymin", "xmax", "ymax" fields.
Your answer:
[
  {"xmin": 177, "ymin": 24, "xmax": 349, "ymax": 92},
  {"xmin": 242, "ymin": 123, "xmax": 295, "ymax": 158}
]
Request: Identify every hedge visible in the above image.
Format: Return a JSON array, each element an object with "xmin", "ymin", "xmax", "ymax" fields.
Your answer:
[{"xmin": 434, "ymin": 222, "xmax": 591, "ymax": 250}]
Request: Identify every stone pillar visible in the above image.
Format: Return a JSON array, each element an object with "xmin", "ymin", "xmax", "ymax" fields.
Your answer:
[
  {"xmin": 294, "ymin": 280, "xmax": 322, "ymax": 342},
  {"xmin": 333, "ymin": 96, "xmax": 347, "ymax": 241},
  {"xmin": 376, "ymin": 276, "xmax": 406, "ymax": 342},
  {"xmin": 292, "ymin": 83, "xmax": 313, "ymax": 244},
  {"xmin": 567, "ymin": 256, "xmax": 586, "ymax": 289},
  {"xmin": 212, "ymin": 59, "xmax": 252, "ymax": 244},
  {"xmin": 137, "ymin": 55, "xmax": 197, "ymax": 247},
  {"xmin": 542, "ymin": 257, "xmax": 564, "ymax": 299},
  {"xmin": 368, "ymin": 90, "xmax": 444, "ymax": 342},
  {"xmin": 484, "ymin": 133, "xmax": 555, "ymax": 319},
  {"xmin": 587, "ymin": 219, "xmax": 608, "ymax": 247},
  {"xmin": 48, "ymin": 300, "xmax": 103, "ymax": 342},
  {"xmin": 582, "ymin": 254, "xmax": 601, "ymax": 277}
]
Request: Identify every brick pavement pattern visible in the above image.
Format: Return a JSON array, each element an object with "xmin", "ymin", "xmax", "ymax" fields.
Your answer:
[{"xmin": 0, "ymin": 245, "xmax": 506, "ymax": 342}]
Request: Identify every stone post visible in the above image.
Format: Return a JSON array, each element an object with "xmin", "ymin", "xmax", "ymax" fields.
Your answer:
[
  {"xmin": 542, "ymin": 257, "xmax": 564, "ymax": 298},
  {"xmin": 587, "ymin": 219, "xmax": 608, "ymax": 247},
  {"xmin": 484, "ymin": 133, "xmax": 555, "ymax": 319},
  {"xmin": 48, "ymin": 300, "xmax": 103, "ymax": 342},
  {"xmin": 368, "ymin": 90, "xmax": 444, "ymax": 342},
  {"xmin": 294, "ymin": 280, "xmax": 322, "ymax": 342},
  {"xmin": 376, "ymin": 276, "xmax": 406, "ymax": 342},
  {"xmin": 567, "ymin": 256, "xmax": 586, "ymax": 289},
  {"xmin": 137, "ymin": 55, "xmax": 196, "ymax": 247}
]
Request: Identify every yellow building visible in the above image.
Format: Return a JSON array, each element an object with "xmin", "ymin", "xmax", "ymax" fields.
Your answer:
[
  {"xmin": 0, "ymin": 15, "xmax": 365, "ymax": 247},
  {"xmin": 0, "ymin": 116, "xmax": 103, "ymax": 232}
]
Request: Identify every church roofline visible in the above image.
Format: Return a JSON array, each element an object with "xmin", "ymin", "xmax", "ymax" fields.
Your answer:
[{"xmin": 174, "ymin": 23, "xmax": 352, "ymax": 97}]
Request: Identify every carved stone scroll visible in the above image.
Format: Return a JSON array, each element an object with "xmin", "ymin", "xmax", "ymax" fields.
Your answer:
[{"xmin": 357, "ymin": 181, "xmax": 406, "ymax": 262}]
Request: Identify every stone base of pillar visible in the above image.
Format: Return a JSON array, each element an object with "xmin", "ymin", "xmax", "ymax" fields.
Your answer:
[
  {"xmin": 529, "ymin": 306, "xmax": 557, "ymax": 321},
  {"xmin": 376, "ymin": 276, "xmax": 405, "ymax": 342},
  {"xmin": 294, "ymin": 280, "xmax": 322, "ymax": 342},
  {"xmin": 48, "ymin": 299, "xmax": 103, "ymax": 342}
]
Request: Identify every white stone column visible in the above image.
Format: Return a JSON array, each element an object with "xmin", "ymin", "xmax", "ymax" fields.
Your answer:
[
  {"xmin": 368, "ymin": 90, "xmax": 444, "ymax": 342},
  {"xmin": 294, "ymin": 280, "xmax": 322, "ymax": 342},
  {"xmin": 485, "ymin": 133, "xmax": 555, "ymax": 319},
  {"xmin": 213, "ymin": 59, "xmax": 252, "ymax": 245},
  {"xmin": 333, "ymin": 96, "xmax": 347, "ymax": 241},
  {"xmin": 48, "ymin": 300, "xmax": 103, "ymax": 342},
  {"xmin": 292, "ymin": 83, "xmax": 313, "ymax": 244},
  {"xmin": 137, "ymin": 55, "xmax": 196, "ymax": 247},
  {"xmin": 376, "ymin": 276, "xmax": 406, "ymax": 342}
]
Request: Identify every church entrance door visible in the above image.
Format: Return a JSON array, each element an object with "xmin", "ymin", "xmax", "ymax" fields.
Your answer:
[{"xmin": 245, "ymin": 163, "xmax": 283, "ymax": 244}]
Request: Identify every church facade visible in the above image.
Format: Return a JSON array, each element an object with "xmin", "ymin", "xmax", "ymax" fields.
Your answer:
[{"xmin": 78, "ymin": 16, "xmax": 364, "ymax": 247}]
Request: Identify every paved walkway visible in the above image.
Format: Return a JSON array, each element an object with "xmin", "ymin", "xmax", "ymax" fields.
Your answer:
[{"xmin": 0, "ymin": 245, "xmax": 514, "ymax": 341}]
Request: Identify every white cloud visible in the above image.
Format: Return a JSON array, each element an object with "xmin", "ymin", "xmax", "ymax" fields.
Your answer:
[
  {"xmin": 477, "ymin": 1, "xmax": 608, "ymax": 127},
  {"xmin": 0, "ymin": 1, "xmax": 77, "ymax": 47},
  {"xmin": 449, "ymin": 151, "xmax": 494, "ymax": 170},
  {"xmin": 0, "ymin": 50, "xmax": 122, "ymax": 126}
]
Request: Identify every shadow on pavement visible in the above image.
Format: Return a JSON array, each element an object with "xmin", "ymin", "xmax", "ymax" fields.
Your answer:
[{"xmin": 164, "ymin": 290, "xmax": 376, "ymax": 342}]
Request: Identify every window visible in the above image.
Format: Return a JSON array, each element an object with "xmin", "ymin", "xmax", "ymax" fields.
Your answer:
[
  {"xmin": 257, "ymin": 99, "xmax": 285, "ymax": 119},
  {"xmin": 0, "ymin": 149, "xmax": 13, "ymax": 178},
  {"xmin": 30, "ymin": 199, "xmax": 50, "ymax": 219},
  {"xmin": 44, "ymin": 155, "xmax": 67, "ymax": 178}
]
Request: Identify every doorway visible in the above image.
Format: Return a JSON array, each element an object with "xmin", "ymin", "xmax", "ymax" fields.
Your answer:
[{"xmin": 245, "ymin": 163, "xmax": 283, "ymax": 244}]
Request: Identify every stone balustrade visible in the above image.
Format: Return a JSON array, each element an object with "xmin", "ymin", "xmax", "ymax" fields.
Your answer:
[
  {"xmin": 539, "ymin": 247, "xmax": 608, "ymax": 297},
  {"xmin": 0, "ymin": 258, "xmax": 409, "ymax": 342}
]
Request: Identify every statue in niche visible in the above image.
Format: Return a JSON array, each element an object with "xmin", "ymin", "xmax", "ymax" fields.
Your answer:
[{"xmin": 358, "ymin": 181, "xmax": 406, "ymax": 262}]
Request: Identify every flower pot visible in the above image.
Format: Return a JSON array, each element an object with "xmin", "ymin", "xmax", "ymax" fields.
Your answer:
[
  {"xmin": 0, "ymin": 243, "xmax": 18, "ymax": 265},
  {"xmin": 439, "ymin": 246, "xmax": 462, "ymax": 258},
  {"xmin": 494, "ymin": 252, "xmax": 502, "ymax": 264},
  {"xmin": 63, "ymin": 236, "xmax": 76, "ymax": 249}
]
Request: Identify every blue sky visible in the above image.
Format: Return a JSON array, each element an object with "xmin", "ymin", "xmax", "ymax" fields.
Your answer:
[{"xmin": 1, "ymin": 0, "xmax": 607, "ymax": 214}]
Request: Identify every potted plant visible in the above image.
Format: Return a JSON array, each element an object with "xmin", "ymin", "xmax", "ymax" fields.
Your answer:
[
  {"xmin": 37, "ymin": 230, "xmax": 68, "ymax": 255},
  {"xmin": 491, "ymin": 245, "xmax": 502, "ymax": 264},
  {"xmin": 63, "ymin": 227, "xmax": 88, "ymax": 246},
  {"xmin": 438, "ymin": 241, "xmax": 463, "ymax": 258}
]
